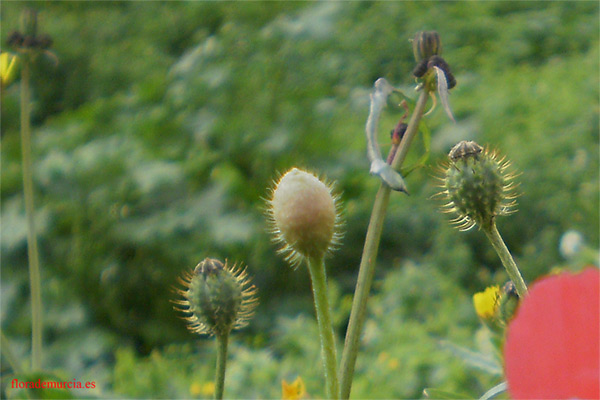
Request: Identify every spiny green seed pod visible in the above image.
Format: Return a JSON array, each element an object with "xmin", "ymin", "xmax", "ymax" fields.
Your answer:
[
  {"xmin": 437, "ymin": 141, "xmax": 518, "ymax": 230},
  {"xmin": 268, "ymin": 167, "xmax": 343, "ymax": 266},
  {"xmin": 173, "ymin": 258, "xmax": 258, "ymax": 337},
  {"xmin": 412, "ymin": 30, "xmax": 442, "ymax": 62}
]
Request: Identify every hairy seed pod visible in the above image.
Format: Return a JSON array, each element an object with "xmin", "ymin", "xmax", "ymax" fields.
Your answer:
[
  {"xmin": 412, "ymin": 30, "xmax": 441, "ymax": 62},
  {"xmin": 173, "ymin": 258, "xmax": 258, "ymax": 337},
  {"xmin": 437, "ymin": 141, "xmax": 518, "ymax": 230},
  {"xmin": 268, "ymin": 168, "xmax": 343, "ymax": 266}
]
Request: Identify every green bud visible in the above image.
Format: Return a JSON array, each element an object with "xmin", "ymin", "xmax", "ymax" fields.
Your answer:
[
  {"xmin": 498, "ymin": 281, "xmax": 520, "ymax": 325},
  {"xmin": 438, "ymin": 141, "xmax": 518, "ymax": 230},
  {"xmin": 174, "ymin": 258, "xmax": 258, "ymax": 337},
  {"xmin": 412, "ymin": 31, "xmax": 442, "ymax": 62},
  {"xmin": 1, "ymin": 52, "xmax": 20, "ymax": 89}
]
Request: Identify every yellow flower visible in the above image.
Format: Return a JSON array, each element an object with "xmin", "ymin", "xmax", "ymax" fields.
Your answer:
[
  {"xmin": 473, "ymin": 285, "xmax": 500, "ymax": 319},
  {"xmin": 1, "ymin": 52, "xmax": 20, "ymax": 89},
  {"xmin": 190, "ymin": 381, "xmax": 215, "ymax": 397},
  {"xmin": 282, "ymin": 377, "xmax": 306, "ymax": 400}
]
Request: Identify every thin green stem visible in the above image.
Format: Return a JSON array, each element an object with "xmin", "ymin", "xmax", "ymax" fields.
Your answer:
[
  {"xmin": 307, "ymin": 256, "xmax": 339, "ymax": 399},
  {"xmin": 339, "ymin": 90, "xmax": 429, "ymax": 399},
  {"xmin": 214, "ymin": 331, "xmax": 229, "ymax": 400},
  {"xmin": 20, "ymin": 58, "xmax": 43, "ymax": 371},
  {"xmin": 483, "ymin": 221, "xmax": 528, "ymax": 298}
]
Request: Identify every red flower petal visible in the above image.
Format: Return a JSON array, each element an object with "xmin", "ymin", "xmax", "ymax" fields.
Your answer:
[{"xmin": 505, "ymin": 268, "xmax": 600, "ymax": 399}]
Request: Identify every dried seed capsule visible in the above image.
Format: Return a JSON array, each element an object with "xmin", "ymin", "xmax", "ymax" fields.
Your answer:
[
  {"xmin": 412, "ymin": 30, "xmax": 442, "ymax": 62},
  {"xmin": 37, "ymin": 34, "xmax": 53, "ymax": 50},
  {"xmin": 7, "ymin": 31, "xmax": 24, "ymax": 48},
  {"xmin": 412, "ymin": 58, "xmax": 429, "ymax": 78},
  {"xmin": 428, "ymin": 55, "xmax": 456, "ymax": 89},
  {"xmin": 448, "ymin": 140, "xmax": 483, "ymax": 161}
]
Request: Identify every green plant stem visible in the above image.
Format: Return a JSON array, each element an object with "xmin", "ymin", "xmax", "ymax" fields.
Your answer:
[
  {"xmin": 214, "ymin": 332, "xmax": 229, "ymax": 400},
  {"xmin": 307, "ymin": 256, "xmax": 339, "ymax": 399},
  {"xmin": 483, "ymin": 221, "xmax": 528, "ymax": 298},
  {"xmin": 339, "ymin": 90, "xmax": 429, "ymax": 399},
  {"xmin": 20, "ymin": 58, "xmax": 43, "ymax": 371}
]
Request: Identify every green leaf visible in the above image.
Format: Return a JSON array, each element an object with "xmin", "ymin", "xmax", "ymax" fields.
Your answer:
[
  {"xmin": 439, "ymin": 340, "xmax": 503, "ymax": 376},
  {"xmin": 423, "ymin": 388, "xmax": 471, "ymax": 399}
]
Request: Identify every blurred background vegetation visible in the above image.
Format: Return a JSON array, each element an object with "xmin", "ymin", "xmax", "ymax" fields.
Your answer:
[{"xmin": 1, "ymin": 1, "xmax": 598, "ymax": 398}]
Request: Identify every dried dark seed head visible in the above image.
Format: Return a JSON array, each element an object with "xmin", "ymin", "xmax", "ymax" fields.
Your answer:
[
  {"xmin": 445, "ymin": 71, "xmax": 457, "ymax": 90},
  {"xmin": 428, "ymin": 55, "xmax": 456, "ymax": 89},
  {"xmin": 194, "ymin": 257, "xmax": 223, "ymax": 276},
  {"xmin": 37, "ymin": 34, "xmax": 53, "ymax": 50},
  {"xmin": 412, "ymin": 58, "xmax": 429, "ymax": 78},
  {"xmin": 22, "ymin": 35, "xmax": 37, "ymax": 48},
  {"xmin": 449, "ymin": 141, "xmax": 483, "ymax": 161},
  {"xmin": 7, "ymin": 31, "xmax": 24, "ymax": 48},
  {"xmin": 412, "ymin": 31, "xmax": 442, "ymax": 62}
]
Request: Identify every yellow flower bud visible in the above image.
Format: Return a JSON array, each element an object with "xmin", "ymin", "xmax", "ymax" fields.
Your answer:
[{"xmin": 1, "ymin": 52, "xmax": 20, "ymax": 89}]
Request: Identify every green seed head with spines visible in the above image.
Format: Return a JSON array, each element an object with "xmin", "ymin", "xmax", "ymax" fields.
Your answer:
[
  {"xmin": 173, "ymin": 258, "xmax": 258, "ymax": 337},
  {"xmin": 438, "ymin": 141, "xmax": 518, "ymax": 231}
]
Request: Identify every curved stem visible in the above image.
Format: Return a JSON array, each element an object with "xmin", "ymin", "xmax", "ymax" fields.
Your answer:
[
  {"xmin": 307, "ymin": 256, "xmax": 339, "ymax": 399},
  {"xmin": 20, "ymin": 59, "xmax": 43, "ymax": 371},
  {"xmin": 214, "ymin": 332, "xmax": 229, "ymax": 400},
  {"xmin": 339, "ymin": 90, "xmax": 430, "ymax": 399},
  {"xmin": 483, "ymin": 221, "xmax": 528, "ymax": 298}
]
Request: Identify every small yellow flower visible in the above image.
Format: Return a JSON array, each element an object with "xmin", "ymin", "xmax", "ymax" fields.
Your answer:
[
  {"xmin": 387, "ymin": 358, "xmax": 399, "ymax": 370},
  {"xmin": 282, "ymin": 376, "xmax": 306, "ymax": 400},
  {"xmin": 473, "ymin": 285, "xmax": 500, "ymax": 319},
  {"xmin": 190, "ymin": 381, "xmax": 215, "ymax": 397},
  {"xmin": 1, "ymin": 52, "xmax": 20, "ymax": 89}
]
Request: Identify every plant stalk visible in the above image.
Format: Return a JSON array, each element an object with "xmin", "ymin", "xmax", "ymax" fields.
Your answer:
[
  {"xmin": 483, "ymin": 221, "xmax": 528, "ymax": 298},
  {"xmin": 339, "ymin": 90, "xmax": 429, "ymax": 399},
  {"xmin": 307, "ymin": 256, "xmax": 340, "ymax": 399},
  {"xmin": 214, "ymin": 331, "xmax": 229, "ymax": 400},
  {"xmin": 20, "ymin": 58, "xmax": 43, "ymax": 371}
]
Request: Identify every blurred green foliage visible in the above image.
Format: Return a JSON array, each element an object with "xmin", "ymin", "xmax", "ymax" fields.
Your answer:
[{"xmin": 1, "ymin": 1, "xmax": 598, "ymax": 398}]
